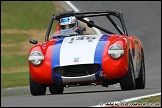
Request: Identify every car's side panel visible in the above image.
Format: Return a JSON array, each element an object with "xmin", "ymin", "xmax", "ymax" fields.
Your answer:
[{"xmin": 127, "ymin": 36, "xmax": 143, "ymax": 78}]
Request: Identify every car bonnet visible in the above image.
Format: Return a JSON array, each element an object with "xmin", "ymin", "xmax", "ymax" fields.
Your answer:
[{"xmin": 51, "ymin": 34, "xmax": 110, "ymax": 68}]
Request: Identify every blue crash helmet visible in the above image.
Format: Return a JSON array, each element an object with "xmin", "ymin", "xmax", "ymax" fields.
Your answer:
[{"xmin": 60, "ymin": 16, "xmax": 78, "ymax": 30}]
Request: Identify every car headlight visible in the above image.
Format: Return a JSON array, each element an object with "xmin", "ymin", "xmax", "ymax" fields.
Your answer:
[
  {"xmin": 28, "ymin": 51, "xmax": 44, "ymax": 66},
  {"xmin": 108, "ymin": 44, "xmax": 124, "ymax": 59}
]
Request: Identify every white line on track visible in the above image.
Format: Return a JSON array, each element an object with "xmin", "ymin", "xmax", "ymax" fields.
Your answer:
[
  {"xmin": 65, "ymin": 1, "xmax": 102, "ymax": 35},
  {"xmin": 92, "ymin": 92, "xmax": 161, "ymax": 107}
]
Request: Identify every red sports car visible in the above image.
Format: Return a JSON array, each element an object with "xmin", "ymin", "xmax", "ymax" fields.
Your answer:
[{"xmin": 28, "ymin": 10, "xmax": 145, "ymax": 96}]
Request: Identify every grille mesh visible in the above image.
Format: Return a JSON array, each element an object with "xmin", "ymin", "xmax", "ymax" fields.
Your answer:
[{"xmin": 54, "ymin": 64, "xmax": 100, "ymax": 77}]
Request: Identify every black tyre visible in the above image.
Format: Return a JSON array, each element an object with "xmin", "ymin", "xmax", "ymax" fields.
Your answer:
[
  {"xmin": 135, "ymin": 51, "xmax": 145, "ymax": 89},
  {"xmin": 30, "ymin": 76, "xmax": 46, "ymax": 96},
  {"xmin": 120, "ymin": 51, "xmax": 136, "ymax": 90},
  {"xmin": 49, "ymin": 85, "xmax": 64, "ymax": 94}
]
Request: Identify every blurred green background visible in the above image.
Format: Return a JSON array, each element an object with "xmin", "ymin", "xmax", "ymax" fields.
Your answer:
[{"xmin": 1, "ymin": 1, "xmax": 63, "ymax": 88}]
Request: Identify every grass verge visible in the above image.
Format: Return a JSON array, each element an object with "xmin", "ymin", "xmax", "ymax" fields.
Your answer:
[
  {"xmin": 1, "ymin": 72, "xmax": 29, "ymax": 89},
  {"xmin": 127, "ymin": 95, "xmax": 161, "ymax": 107},
  {"xmin": 1, "ymin": 1, "xmax": 59, "ymax": 30},
  {"xmin": 1, "ymin": 1, "xmax": 63, "ymax": 88}
]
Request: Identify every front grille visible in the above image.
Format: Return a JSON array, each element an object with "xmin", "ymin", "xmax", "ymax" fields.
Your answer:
[{"xmin": 54, "ymin": 64, "xmax": 100, "ymax": 77}]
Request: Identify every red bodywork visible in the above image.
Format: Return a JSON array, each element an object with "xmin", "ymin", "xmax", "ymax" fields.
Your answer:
[
  {"xmin": 29, "ymin": 40, "xmax": 56, "ymax": 84},
  {"xmin": 28, "ymin": 34, "xmax": 143, "ymax": 84}
]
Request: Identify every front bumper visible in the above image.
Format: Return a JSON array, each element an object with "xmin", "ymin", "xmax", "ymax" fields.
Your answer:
[{"xmin": 61, "ymin": 74, "xmax": 96, "ymax": 84}]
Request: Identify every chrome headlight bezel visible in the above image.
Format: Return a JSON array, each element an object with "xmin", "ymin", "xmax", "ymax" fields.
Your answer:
[
  {"xmin": 28, "ymin": 51, "xmax": 44, "ymax": 66},
  {"xmin": 108, "ymin": 44, "xmax": 124, "ymax": 59}
]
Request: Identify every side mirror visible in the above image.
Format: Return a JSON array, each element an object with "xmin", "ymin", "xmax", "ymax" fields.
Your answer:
[
  {"xmin": 87, "ymin": 20, "xmax": 94, "ymax": 28},
  {"xmin": 29, "ymin": 38, "xmax": 38, "ymax": 44}
]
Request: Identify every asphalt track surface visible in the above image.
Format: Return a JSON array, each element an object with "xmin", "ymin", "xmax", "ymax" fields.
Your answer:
[{"xmin": 1, "ymin": 1, "xmax": 161, "ymax": 107}]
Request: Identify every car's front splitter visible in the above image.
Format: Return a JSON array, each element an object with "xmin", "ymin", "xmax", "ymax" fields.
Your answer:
[{"xmin": 52, "ymin": 70, "xmax": 105, "ymax": 85}]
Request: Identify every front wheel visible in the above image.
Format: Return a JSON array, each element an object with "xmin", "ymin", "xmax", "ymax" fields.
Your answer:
[
  {"xmin": 49, "ymin": 85, "xmax": 64, "ymax": 94},
  {"xmin": 120, "ymin": 51, "xmax": 136, "ymax": 90},
  {"xmin": 30, "ymin": 75, "xmax": 46, "ymax": 96}
]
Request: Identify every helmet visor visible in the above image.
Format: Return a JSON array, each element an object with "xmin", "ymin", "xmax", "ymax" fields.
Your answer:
[{"xmin": 61, "ymin": 23, "xmax": 75, "ymax": 30}]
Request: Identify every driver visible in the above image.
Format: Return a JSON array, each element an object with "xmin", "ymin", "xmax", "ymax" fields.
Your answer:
[{"xmin": 58, "ymin": 16, "xmax": 85, "ymax": 35}]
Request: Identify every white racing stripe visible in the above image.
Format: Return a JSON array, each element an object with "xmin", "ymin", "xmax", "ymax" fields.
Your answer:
[
  {"xmin": 65, "ymin": 1, "xmax": 102, "ymax": 35},
  {"xmin": 60, "ymin": 35, "xmax": 102, "ymax": 66},
  {"xmin": 92, "ymin": 92, "xmax": 161, "ymax": 107}
]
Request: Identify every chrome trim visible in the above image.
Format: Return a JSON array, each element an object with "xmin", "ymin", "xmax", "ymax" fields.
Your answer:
[{"xmin": 61, "ymin": 74, "xmax": 96, "ymax": 84}]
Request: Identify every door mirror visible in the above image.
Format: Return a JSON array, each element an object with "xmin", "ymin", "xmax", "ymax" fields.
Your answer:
[{"xmin": 29, "ymin": 38, "xmax": 38, "ymax": 44}]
